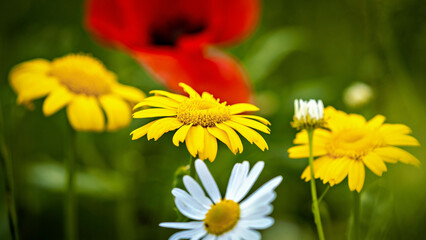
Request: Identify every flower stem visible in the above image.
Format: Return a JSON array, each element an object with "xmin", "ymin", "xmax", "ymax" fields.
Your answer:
[
  {"xmin": 350, "ymin": 191, "xmax": 361, "ymax": 240},
  {"xmin": 0, "ymin": 136, "xmax": 19, "ymax": 240},
  {"xmin": 188, "ymin": 155, "xmax": 196, "ymax": 179},
  {"xmin": 0, "ymin": 102, "xmax": 19, "ymax": 240},
  {"xmin": 65, "ymin": 130, "xmax": 77, "ymax": 240},
  {"xmin": 318, "ymin": 185, "xmax": 330, "ymax": 204},
  {"xmin": 307, "ymin": 129, "xmax": 325, "ymax": 240}
]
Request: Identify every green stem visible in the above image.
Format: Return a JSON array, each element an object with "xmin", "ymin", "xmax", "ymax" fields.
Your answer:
[
  {"xmin": 318, "ymin": 185, "xmax": 330, "ymax": 204},
  {"xmin": 350, "ymin": 191, "xmax": 361, "ymax": 240},
  {"xmin": 0, "ymin": 138, "xmax": 19, "ymax": 240},
  {"xmin": 65, "ymin": 130, "xmax": 77, "ymax": 240},
  {"xmin": 308, "ymin": 129, "xmax": 325, "ymax": 240},
  {"xmin": 0, "ymin": 102, "xmax": 19, "ymax": 240},
  {"xmin": 188, "ymin": 155, "xmax": 196, "ymax": 179}
]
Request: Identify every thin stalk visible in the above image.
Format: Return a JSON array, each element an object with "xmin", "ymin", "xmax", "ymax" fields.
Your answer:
[
  {"xmin": 65, "ymin": 130, "xmax": 77, "ymax": 240},
  {"xmin": 188, "ymin": 155, "xmax": 196, "ymax": 179},
  {"xmin": 350, "ymin": 191, "xmax": 360, "ymax": 240},
  {"xmin": 318, "ymin": 185, "xmax": 330, "ymax": 204},
  {"xmin": 308, "ymin": 129, "xmax": 325, "ymax": 240},
  {"xmin": 0, "ymin": 102, "xmax": 19, "ymax": 240}
]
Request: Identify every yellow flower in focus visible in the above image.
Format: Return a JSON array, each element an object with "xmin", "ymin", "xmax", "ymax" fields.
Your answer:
[
  {"xmin": 9, "ymin": 54, "xmax": 145, "ymax": 132},
  {"xmin": 131, "ymin": 83, "xmax": 270, "ymax": 162},
  {"xmin": 288, "ymin": 107, "xmax": 420, "ymax": 192}
]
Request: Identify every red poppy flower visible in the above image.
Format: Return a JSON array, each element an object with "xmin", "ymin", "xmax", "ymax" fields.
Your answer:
[{"xmin": 85, "ymin": 0, "xmax": 260, "ymax": 104}]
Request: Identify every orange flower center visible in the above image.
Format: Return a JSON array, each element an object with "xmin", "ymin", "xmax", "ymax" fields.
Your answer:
[{"xmin": 176, "ymin": 99, "xmax": 231, "ymax": 127}]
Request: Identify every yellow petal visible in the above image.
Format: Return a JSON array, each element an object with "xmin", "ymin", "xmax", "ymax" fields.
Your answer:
[
  {"xmin": 9, "ymin": 59, "xmax": 51, "ymax": 90},
  {"xmin": 185, "ymin": 126, "xmax": 204, "ymax": 157},
  {"xmin": 66, "ymin": 95, "xmax": 105, "ymax": 132},
  {"xmin": 293, "ymin": 129, "xmax": 330, "ymax": 145},
  {"xmin": 172, "ymin": 124, "xmax": 192, "ymax": 146},
  {"xmin": 231, "ymin": 116, "xmax": 270, "ymax": 134},
  {"xmin": 43, "ymin": 86, "xmax": 74, "ymax": 116},
  {"xmin": 225, "ymin": 120, "xmax": 268, "ymax": 151},
  {"xmin": 367, "ymin": 115, "xmax": 385, "ymax": 129},
  {"xmin": 203, "ymin": 128, "xmax": 218, "ymax": 162},
  {"xmin": 16, "ymin": 76, "xmax": 60, "ymax": 104},
  {"xmin": 301, "ymin": 156, "xmax": 333, "ymax": 181},
  {"xmin": 215, "ymin": 123, "xmax": 243, "ymax": 154},
  {"xmin": 288, "ymin": 145, "xmax": 327, "ymax": 159},
  {"xmin": 207, "ymin": 126, "xmax": 233, "ymax": 153},
  {"xmin": 133, "ymin": 108, "xmax": 176, "ymax": 118},
  {"xmin": 330, "ymin": 157, "xmax": 351, "ymax": 184},
  {"xmin": 380, "ymin": 123, "xmax": 412, "ymax": 135},
  {"xmin": 348, "ymin": 160, "xmax": 365, "ymax": 192},
  {"xmin": 147, "ymin": 117, "xmax": 183, "ymax": 140},
  {"xmin": 237, "ymin": 115, "xmax": 271, "ymax": 125},
  {"xmin": 374, "ymin": 146, "xmax": 420, "ymax": 166},
  {"xmin": 99, "ymin": 94, "xmax": 132, "ymax": 131},
  {"xmin": 362, "ymin": 152, "xmax": 387, "ymax": 176},
  {"xmin": 130, "ymin": 121, "xmax": 157, "ymax": 140},
  {"xmin": 179, "ymin": 83, "xmax": 200, "ymax": 99},
  {"xmin": 385, "ymin": 135, "xmax": 420, "ymax": 146},
  {"xmin": 133, "ymin": 96, "xmax": 179, "ymax": 110},
  {"xmin": 150, "ymin": 90, "xmax": 187, "ymax": 102},
  {"xmin": 112, "ymin": 83, "xmax": 145, "ymax": 103},
  {"xmin": 229, "ymin": 103, "xmax": 259, "ymax": 114}
]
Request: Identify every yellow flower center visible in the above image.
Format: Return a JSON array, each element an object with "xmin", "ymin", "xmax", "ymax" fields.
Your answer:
[
  {"xmin": 49, "ymin": 54, "xmax": 115, "ymax": 96},
  {"xmin": 176, "ymin": 99, "xmax": 231, "ymax": 127},
  {"xmin": 204, "ymin": 199, "xmax": 240, "ymax": 236},
  {"xmin": 327, "ymin": 128, "xmax": 383, "ymax": 160}
]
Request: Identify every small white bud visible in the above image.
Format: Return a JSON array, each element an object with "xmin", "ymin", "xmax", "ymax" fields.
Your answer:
[{"xmin": 292, "ymin": 99, "xmax": 324, "ymax": 129}]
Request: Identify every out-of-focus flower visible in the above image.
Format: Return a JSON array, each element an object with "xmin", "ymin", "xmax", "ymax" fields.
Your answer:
[
  {"xmin": 291, "ymin": 99, "xmax": 324, "ymax": 130},
  {"xmin": 288, "ymin": 107, "xmax": 420, "ymax": 192},
  {"xmin": 9, "ymin": 54, "xmax": 145, "ymax": 131},
  {"xmin": 343, "ymin": 82, "xmax": 373, "ymax": 108},
  {"xmin": 160, "ymin": 159, "xmax": 282, "ymax": 239},
  {"xmin": 131, "ymin": 83, "xmax": 270, "ymax": 162},
  {"xmin": 85, "ymin": 0, "xmax": 260, "ymax": 104}
]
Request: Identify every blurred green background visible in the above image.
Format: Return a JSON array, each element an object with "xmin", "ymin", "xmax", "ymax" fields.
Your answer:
[{"xmin": 1, "ymin": 0, "xmax": 425, "ymax": 239}]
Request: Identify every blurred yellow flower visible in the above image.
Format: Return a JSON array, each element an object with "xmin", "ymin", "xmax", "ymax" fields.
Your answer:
[
  {"xmin": 288, "ymin": 107, "xmax": 420, "ymax": 192},
  {"xmin": 9, "ymin": 54, "xmax": 145, "ymax": 132},
  {"xmin": 131, "ymin": 83, "xmax": 270, "ymax": 162}
]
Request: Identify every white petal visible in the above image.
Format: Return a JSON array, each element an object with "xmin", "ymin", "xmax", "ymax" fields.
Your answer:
[
  {"xmin": 241, "ymin": 204, "xmax": 273, "ymax": 219},
  {"xmin": 225, "ymin": 163, "xmax": 241, "ymax": 200},
  {"xmin": 240, "ymin": 176, "xmax": 282, "ymax": 209},
  {"xmin": 160, "ymin": 221, "xmax": 204, "ymax": 230},
  {"xmin": 240, "ymin": 217, "xmax": 275, "ymax": 230},
  {"xmin": 226, "ymin": 162, "xmax": 249, "ymax": 201},
  {"xmin": 172, "ymin": 188, "xmax": 209, "ymax": 213},
  {"xmin": 202, "ymin": 234, "xmax": 217, "ymax": 240},
  {"xmin": 190, "ymin": 228, "xmax": 208, "ymax": 240},
  {"xmin": 233, "ymin": 161, "xmax": 264, "ymax": 203},
  {"xmin": 237, "ymin": 227, "xmax": 261, "ymax": 240},
  {"xmin": 183, "ymin": 176, "xmax": 213, "ymax": 208},
  {"xmin": 175, "ymin": 199, "xmax": 206, "ymax": 220},
  {"xmin": 170, "ymin": 228, "xmax": 206, "ymax": 240},
  {"xmin": 195, "ymin": 159, "xmax": 221, "ymax": 203}
]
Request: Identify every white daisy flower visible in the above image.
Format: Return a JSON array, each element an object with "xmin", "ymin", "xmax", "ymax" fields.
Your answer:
[{"xmin": 160, "ymin": 159, "xmax": 283, "ymax": 240}]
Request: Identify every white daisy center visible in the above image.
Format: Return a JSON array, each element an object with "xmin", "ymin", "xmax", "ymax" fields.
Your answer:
[
  {"xmin": 203, "ymin": 199, "xmax": 240, "ymax": 235},
  {"xmin": 176, "ymin": 99, "xmax": 231, "ymax": 127}
]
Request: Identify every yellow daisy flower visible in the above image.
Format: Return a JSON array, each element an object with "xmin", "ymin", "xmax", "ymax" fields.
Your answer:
[
  {"xmin": 131, "ymin": 83, "xmax": 270, "ymax": 162},
  {"xmin": 9, "ymin": 54, "xmax": 145, "ymax": 132},
  {"xmin": 288, "ymin": 107, "xmax": 420, "ymax": 192}
]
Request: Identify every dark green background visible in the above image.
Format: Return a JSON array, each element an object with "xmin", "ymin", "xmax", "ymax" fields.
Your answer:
[{"xmin": 1, "ymin": 0, "xmax": 425, "ymax": 239}]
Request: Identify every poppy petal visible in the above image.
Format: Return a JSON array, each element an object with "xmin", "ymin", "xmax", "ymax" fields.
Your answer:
[{"xmin": 135, "ymin": 47, "xmax": 252, "ymax": 104}]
